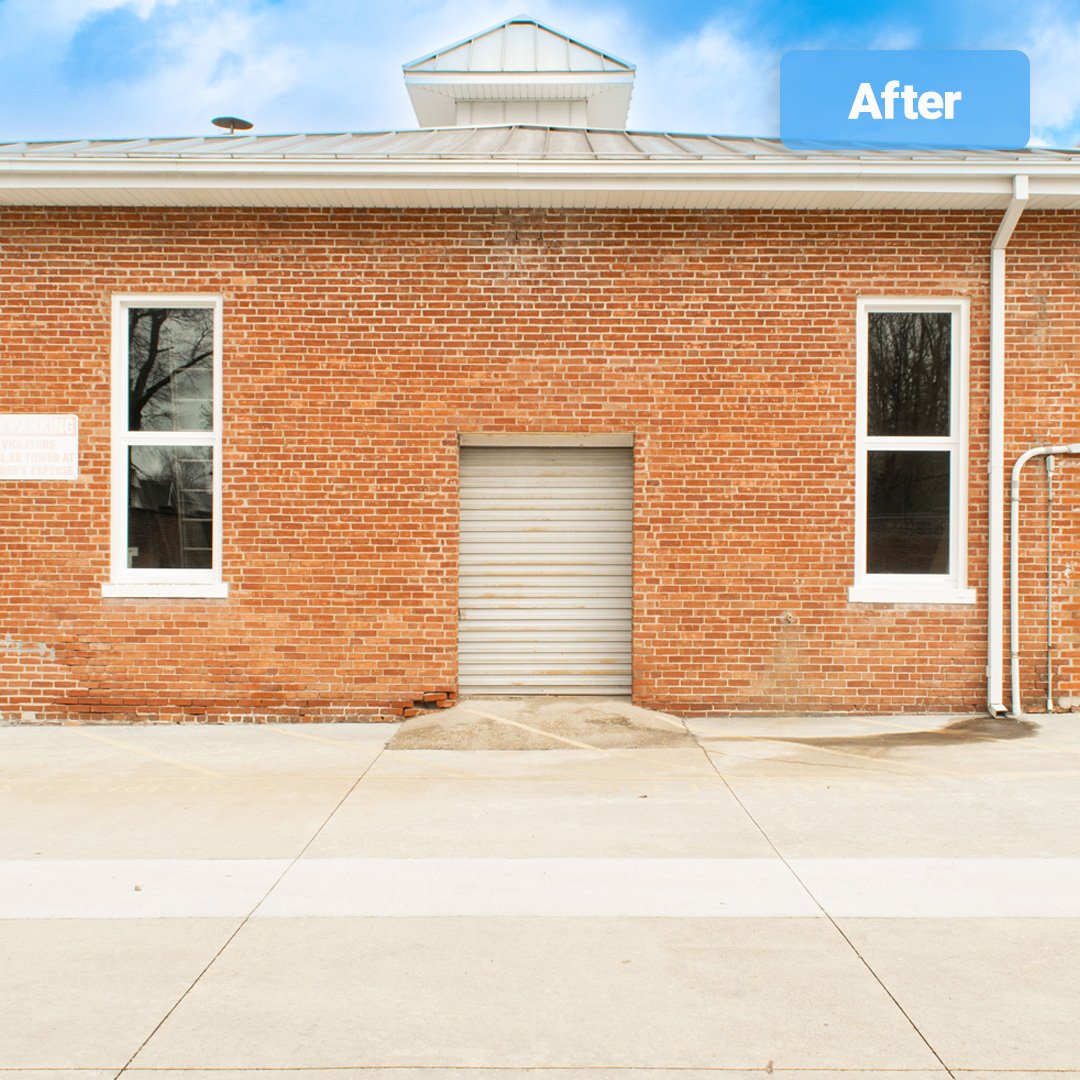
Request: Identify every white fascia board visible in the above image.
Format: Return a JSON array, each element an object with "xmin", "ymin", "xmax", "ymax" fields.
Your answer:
[
  {"xmin": 0, "ymin": 161, "xmax": 1036, "ymax": 188},
  {"xmin": 0, "ymin": 153, "xmax": 1075, "ymax": 177},
  {"xmin": 1, "ymin": 159, "xmax": 1080, "ymax": 208},
  {"xmin": 405, "ymin": 72, "xmax": 635, "ymax": 89}
]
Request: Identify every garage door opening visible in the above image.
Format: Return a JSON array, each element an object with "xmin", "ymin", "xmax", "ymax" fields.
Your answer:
[{"xmin": 458, "ymin": 443, "xmax": 633, "ymax": 696}]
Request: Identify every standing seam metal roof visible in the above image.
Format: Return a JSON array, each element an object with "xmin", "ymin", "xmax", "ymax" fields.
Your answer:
[{"xmin": 0, "ymin": 127, "xmax": 1074, "ymax": 163}]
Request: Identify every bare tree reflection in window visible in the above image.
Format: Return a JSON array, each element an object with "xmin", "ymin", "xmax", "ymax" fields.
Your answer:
[
  {"xmin": 868, "ymin": 312, "xmax": 951, "ymax": 437},
  {"xmin": 128, "ymin": 446, "xmax": 213, "ymax": 570},
  {"xmin": 128, "ymin": 308, "xmax": 213, "ymax": 432},
  {"xmin": 867, "ymin": 450, "xmax": 950, "ymax": 573}
]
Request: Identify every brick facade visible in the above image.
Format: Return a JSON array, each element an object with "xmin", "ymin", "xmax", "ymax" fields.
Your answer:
[{"xmin": 1, "ymin": 206, "xmax": 1076, "ymax": 721}]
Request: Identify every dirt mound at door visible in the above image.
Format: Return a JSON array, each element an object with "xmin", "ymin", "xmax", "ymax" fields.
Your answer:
[{"xmin": 389, "ymin": 697, "xmax": 694, "ymax": 750}]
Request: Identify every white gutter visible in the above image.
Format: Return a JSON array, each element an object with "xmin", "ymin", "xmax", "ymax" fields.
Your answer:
[
  {"xmin": 1009, "ymin": 443, "xmax": 1080, "ymax": 716},
  {"xmin": 987, "ymin": 174, "xmax": 1028, "ymax": 717},
  {"xmin": 0, "ymin": 166, "xmax": 1071, "ymax": 213},
  {"xmin": 0, "ymin": 156, "xmax": 1076, "ymax": 178},
  {"xmin": 4, "ymin": 149, "xmax": 1080, "ymax": 211}
]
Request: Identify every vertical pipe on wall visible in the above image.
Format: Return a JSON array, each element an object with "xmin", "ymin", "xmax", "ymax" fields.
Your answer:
[
  {"xmin": 987, "ymin": 174, "xmax": 1029, "ymax": 717},
  {"xmin": 1010, "ymin": 444, "xmax": 1080, "ymax": 717},
  {"xmin": 1046, "ymin": 453, "xmax": 1055, "ymax": 712}
]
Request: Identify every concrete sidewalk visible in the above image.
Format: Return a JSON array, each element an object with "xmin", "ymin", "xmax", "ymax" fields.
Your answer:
[{"xmin": 2, "ymin": 704, "xmax": 1079, "ymax": 1078}]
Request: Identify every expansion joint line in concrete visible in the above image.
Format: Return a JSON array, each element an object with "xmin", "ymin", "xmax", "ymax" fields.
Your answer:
[
  {"xmin": 695, "ymin": 744, "xmax": 956, "ymax": 1080},
  {"xmin": 109, "ymin": 740, "xmax": 392, "ymax": 1080}
]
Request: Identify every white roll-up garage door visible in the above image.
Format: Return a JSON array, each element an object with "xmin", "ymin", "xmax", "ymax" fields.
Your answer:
[{"xmin": 458, "ymin": 445, "xmax": 633, "ymax": 695}]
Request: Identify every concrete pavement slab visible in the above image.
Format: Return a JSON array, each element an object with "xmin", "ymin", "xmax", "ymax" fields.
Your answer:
[
  {"xmin": 956, "ymin": 1074, "xmax": 1080, "ymax": 1079},
  {"xmin": 703, "ymin": 739, "xmax": 941, "ymax": 780},
  {"xmin": 0, "ymin": 859, "xmax": 288, "ymax": 918},
  {"xmin": 0, "ymin": 777, "xmax": 368, "ymax": 859},
  {"xmin": 707, "ymin": 742, "xmax": 1080, "ymax": 781},
  {"xmin": 838, "ymin": 919, "xmax": 1080, "ymax": 1070},
  {"xmin": 0, "ymin": 918, "xmax": 239, "ymax": 1069},
  {"xmin": 257, "ymin": 857, "xmax": 816, "ymax": 917},
  {"xmin": 0, "ymin": 1073, "xmax": 119, "ymax": 1080},
  {"xmin": 131, "ymin": 917, "xmax": 941, "ymax": 1070},
  {"xmin": 365, "ymin": 747, "xmax": 717, "ymax": 780},
  {"xmin": 698, "ymin": 715, "xmax": 1080, "ymax": 783},
  {"xmin": 718, "ymin": 776, "xmax": 1080, "ymax": 857},
  {"xmin": 0, "ymin": 723, "xmax": 394, "ymax": 779},
  {"xmin": 790, "ymin": 855, "xmax": 1080, "ymax": 915},
  {"xmin": 0, "ymin": 723, "xmax": 393, "ymax": 858},
  {"xmin": 792, "ymin": 857, "xmax": 1080, "ymax": 917},
  {"xmin": 7, "ymin": 856, "xmax": 1079, "ymax": 920},
  {"xmin": 306, "ymin": 775, "xmax": 772, "ymax": 857},
  {"xmin": 3, "ymin": 717, "xmax": 1079, "ymax": 1073}
]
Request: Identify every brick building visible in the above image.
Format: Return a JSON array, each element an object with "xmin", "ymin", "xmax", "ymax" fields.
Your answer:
[{"xmin": 1, "ymin": 18, "xmax": 1077, "ymax": 722}]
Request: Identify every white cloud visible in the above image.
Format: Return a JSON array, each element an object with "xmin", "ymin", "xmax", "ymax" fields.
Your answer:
[
  {"xmin": 0, "ymin": 0, "xmax": 778, "ymax": 140},
  {"xmin": 128, "ymin": 6, "xmax": 302, "ymax": 129},
  {"xmin": 864, "ymin": 28, "xmax": 920, "ymax": 51},
  {"xmin": 1021, "ymin": 9, "xmax": 1080, "ymax": 145},
  {"xmin": 0, "ymin": 0, "xmax": 177, "ymax": 34},
  {"xmin": 628, "ymin": 20, "xmax": 776, "ymax": 135}
]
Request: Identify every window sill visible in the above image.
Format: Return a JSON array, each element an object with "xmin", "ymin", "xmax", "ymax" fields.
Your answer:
[
  {"xmin": 848, "ymin": 584, "xmax": 976, "ymax": 606},
  {"xmin": 101, "ymin": 582, "xmax": 230, "ymax": 599}
]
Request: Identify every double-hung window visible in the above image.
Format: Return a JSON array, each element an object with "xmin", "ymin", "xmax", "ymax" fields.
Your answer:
[
  {"xmin": 103, "ymin": 296, "xmax": 227, "ymax": 598},
  {"xmin": 850, "ymin": 298, "xmax": 973, "ymax": 604}
]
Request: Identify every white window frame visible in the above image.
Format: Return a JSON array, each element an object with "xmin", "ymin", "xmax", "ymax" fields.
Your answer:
[
  {"xmin": 849, "ymin": 297, "xmax": 975, "ymax": 605},
  {"xmin": 102, "ymin": 295, "xmax": 227, "ymax": 599}
]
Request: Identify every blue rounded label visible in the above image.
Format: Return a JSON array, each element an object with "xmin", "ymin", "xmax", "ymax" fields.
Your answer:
[{"xmin": 780, "ymin": 50, "xmax": 1030, "ymax": 150}]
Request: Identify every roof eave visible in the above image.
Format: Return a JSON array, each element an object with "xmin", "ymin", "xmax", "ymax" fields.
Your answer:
[{"xmin": 1, "ymin": 159, "xmax": 1079, "ymax": 210}]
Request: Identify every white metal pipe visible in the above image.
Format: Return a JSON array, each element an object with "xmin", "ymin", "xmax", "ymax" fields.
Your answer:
[
  {"xmin": 1046, "ymin": 453, "xmax": 1055, "ymax": 712},
  {"xmin": 1009, "ymin": 444, "xmax": 1080, "ymax": 716},
  {"xmin": 987, "ymin": 175, "xmax": 1029, "ymax": 717}
]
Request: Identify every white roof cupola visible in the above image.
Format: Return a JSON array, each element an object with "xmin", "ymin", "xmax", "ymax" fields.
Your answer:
[{"xmin": 402, "ymin": 15, "xmax": 635, "ymax": 130}]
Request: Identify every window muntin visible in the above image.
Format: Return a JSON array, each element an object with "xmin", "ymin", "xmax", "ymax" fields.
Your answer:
[
  {"xmin": 105, "ymin": 297, "xmax": 225, "ymax": 598},
  {"xmin": 851, "ymin": 299, "xmax": 972, "ymax": 604}
]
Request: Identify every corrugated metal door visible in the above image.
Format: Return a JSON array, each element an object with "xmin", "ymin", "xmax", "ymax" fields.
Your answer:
[{"xmin": 458, "ymin": 445, "xmax": 633, "ymax": 695}]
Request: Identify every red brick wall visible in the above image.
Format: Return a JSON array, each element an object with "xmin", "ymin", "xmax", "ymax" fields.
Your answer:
[
  {"xmin": 0, "ymin": 205, "xmax": 1074, "ymax": 721},
  {"xmin": 1003, "ymin": 213, "xmax": 1080, "ymax": 713}
]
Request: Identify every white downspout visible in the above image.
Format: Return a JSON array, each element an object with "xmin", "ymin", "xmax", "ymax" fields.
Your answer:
[
  {"xmin": 1009, "ymin": 444, "xmax": 1080, "ymax": 716},
  {"xmin": 987, "ymin": 174, "xmax": 1029, "ymax": 717}
]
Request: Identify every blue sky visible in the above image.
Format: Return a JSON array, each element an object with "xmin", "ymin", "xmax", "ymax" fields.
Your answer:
[{"xmin": 0, "ymin": 0, "xmax": 1078, "ymax": 145}]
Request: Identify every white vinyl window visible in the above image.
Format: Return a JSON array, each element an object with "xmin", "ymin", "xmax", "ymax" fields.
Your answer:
[
  {"xmin": 102, "ymin": 296, "xmax": 227, "ymax": 598},
  {"xmin": 849, "ymin": 298, "xmax": 974, "ymax": 605}
]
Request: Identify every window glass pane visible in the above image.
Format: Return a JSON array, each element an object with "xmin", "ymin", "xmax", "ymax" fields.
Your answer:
[
  {"xmin": 867, "ymin": 450, "xmax": 950, "ymax": 574},
  {"xmin": 128, "ymin": 308, "xmax": 213, "ymax": 432},
  {"xmin": 868, "ymin": 311, "xmax": 951, "ymax": 436},
  {"xmin": 127, "ymin": 446, "xmax": 213, "ymax": 569}
]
